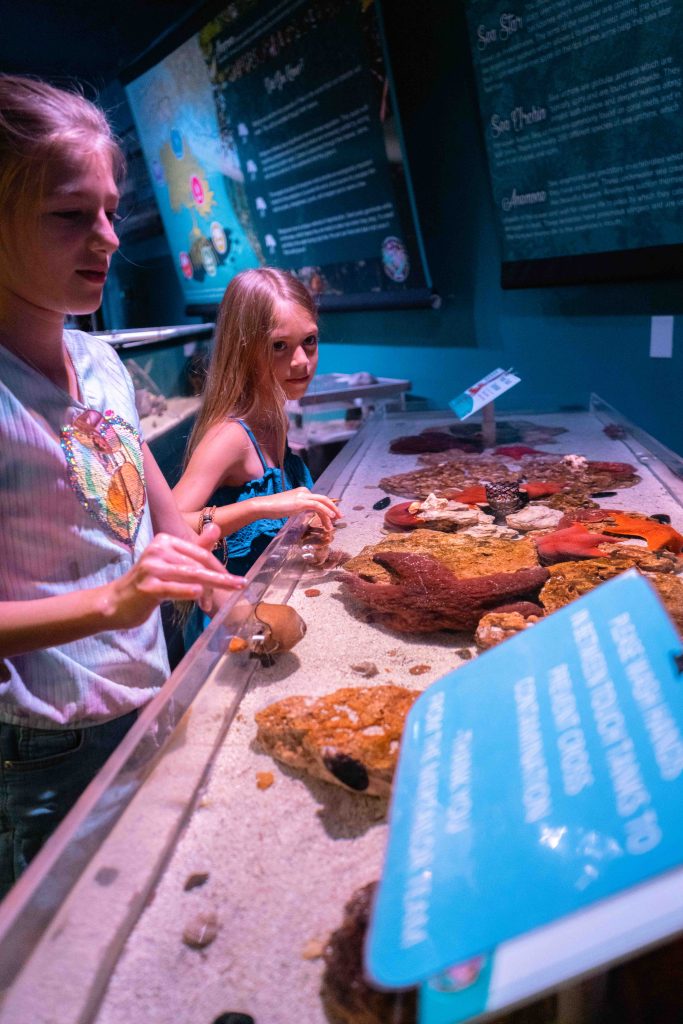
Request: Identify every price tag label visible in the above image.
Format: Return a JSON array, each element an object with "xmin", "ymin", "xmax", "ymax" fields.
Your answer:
[{"xmin": 449, "ymin": 368, "xmax": 521, "ymax": 421}]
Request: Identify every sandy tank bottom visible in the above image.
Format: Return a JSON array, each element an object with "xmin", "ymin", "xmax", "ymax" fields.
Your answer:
[{"xmin": 93, "ymin": 411, "xmax": 683, "ymax": 1024}]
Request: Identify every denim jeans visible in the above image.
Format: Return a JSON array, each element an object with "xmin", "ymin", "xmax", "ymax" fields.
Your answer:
[{"xmin": 0, "ymin": 710, "xmax": 137, "ymax": 900}]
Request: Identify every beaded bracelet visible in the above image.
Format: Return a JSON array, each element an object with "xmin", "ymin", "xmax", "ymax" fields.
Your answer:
[{"xmin": 198, "ymin": 505, "xmax": 224, "ymax": 553}]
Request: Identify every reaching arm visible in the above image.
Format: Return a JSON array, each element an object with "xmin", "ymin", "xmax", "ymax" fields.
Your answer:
[
  {"xmin": 209, "ymin": 487, "xmax": 341, "ymax": 534},
  {"xmin": 0, "ymin": 528, "xmax": 244, "ymax": 659},
  {"xmin": 0, "ymin": 445, "xmax": 247, "ymax": 660},
  {"xmin": 173, "ymin": 421, "xmax": 341, "ymax": 535}
]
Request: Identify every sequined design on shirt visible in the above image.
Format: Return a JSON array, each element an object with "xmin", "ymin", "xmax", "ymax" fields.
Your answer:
[{"xmin": 61, "ymin": 409, "xmax": 146, "ymax": 548}]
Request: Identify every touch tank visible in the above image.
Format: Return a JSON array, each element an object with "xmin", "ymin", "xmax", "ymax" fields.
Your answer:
[{"xmin": 1, "ymin": 400, "xmax": 683, "ymax": 1024}]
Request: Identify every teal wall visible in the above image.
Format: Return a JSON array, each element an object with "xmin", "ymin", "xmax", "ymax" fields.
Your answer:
[
  {"xmin": 318, "ymin": 2, "xmax": 683, "ymax": 455},
  {"xmin": 106, "ymin": 2, "xmax": 683, "ymax": 455}
]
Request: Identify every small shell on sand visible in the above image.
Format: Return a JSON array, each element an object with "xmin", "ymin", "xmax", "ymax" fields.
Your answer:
[
  {"xmin": 350, "ymin": 661, "xmax": 378, "ymax": 677},
  {"xmin": 182, "ymin": 910, "xmax": 219, "ymax": 949},
  {"xmin": 228, "ymin": 636, "xmax": 249, "ymax": 653},
  {"xmin": 301, "ymin": 938, "xmax": 326, "ymax": 960},
  {"xmin": 183, "ymin": 871, "xmax": 209, "ymax": 891},
  {"xmin": 253, "ymin": 602, "xmax": 307, "ymax": 653},
  {"xmin": 256, "ymin": 771, "xmax": 274, "ymax": 790}
]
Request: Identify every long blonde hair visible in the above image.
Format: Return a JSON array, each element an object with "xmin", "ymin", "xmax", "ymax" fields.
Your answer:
[
  {"xmin": 186, "ymin": 268, "xmax": 318, "ymax": 466},
  {"xmin": 0, "ymin": 74, "xmax": 124, "ymax": 231}
]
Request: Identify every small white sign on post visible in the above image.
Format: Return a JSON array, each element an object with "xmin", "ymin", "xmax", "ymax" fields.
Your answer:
[{"xmin": 449, "ymin": 368, "xmax": 521, "ymax": 421}]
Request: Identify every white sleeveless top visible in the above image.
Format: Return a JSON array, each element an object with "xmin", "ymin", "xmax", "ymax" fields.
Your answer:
[{"xmin": 0, "ymin": 330, "xmax": 169, "ymax": 728}]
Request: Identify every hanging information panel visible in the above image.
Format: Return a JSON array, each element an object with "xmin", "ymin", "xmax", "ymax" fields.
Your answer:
[
  {"xmin": 124, "ymin": 0, "xmax": 431, "ymax": 311},
  {"xmin": 464, "ymin": 0, "xmax": 683, "ymax": 287}
]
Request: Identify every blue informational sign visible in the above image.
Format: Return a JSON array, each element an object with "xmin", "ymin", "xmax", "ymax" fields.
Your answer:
[
  {"xmin": 448, "ymin": 368, "xmax": 521, "ymax": 421},
  {"xmin": 367, "ymin": 571, "xmax": 683, "ymax": 1021}
]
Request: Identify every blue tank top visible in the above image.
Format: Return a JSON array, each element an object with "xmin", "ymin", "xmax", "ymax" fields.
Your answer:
[
  {"xmin": 211, "ymin": 419, "xmax": 313, "ymax": 577},
  {"xmin": 183, "ymin": 419, "xmax": 314, "ymax": 650}
]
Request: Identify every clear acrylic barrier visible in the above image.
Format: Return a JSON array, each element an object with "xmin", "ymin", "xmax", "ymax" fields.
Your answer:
[
  {"xmin": 0, "ymin": 416, "xmax": 370, "ymax": 1019},
  {"xmin": 590, "ymin": 393, "xmax": 683, "ymax": 491},
  {"xmin": 1, "ymin": 399, "xmax": 682, "ymax": 1023}
]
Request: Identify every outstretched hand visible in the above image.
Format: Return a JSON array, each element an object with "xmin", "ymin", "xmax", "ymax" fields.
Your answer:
[
  {"xmin": 259, "ymin": 486, "xmax": 341, "ymax": 532},
  {"xmin": 101, "ymin": 525, "xmax": 246, "ymax": 629}
]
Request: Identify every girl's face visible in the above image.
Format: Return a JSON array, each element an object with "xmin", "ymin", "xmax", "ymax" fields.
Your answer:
[
  {"xmin": 0, "ymin": 148, "xmax": 119, "ymax": 319},
  {"xmin": 268, "ymin": 299, "xmax": 319, "ymax": 400}
]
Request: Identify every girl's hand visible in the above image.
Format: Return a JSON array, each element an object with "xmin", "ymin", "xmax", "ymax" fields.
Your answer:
[
  {"xmin": 99, "ymin": 526, "xmax": 246, "ymax": 629},
  {"xmin": 257, "ymin": 487, "xmax": 341, "ymax": 532}
]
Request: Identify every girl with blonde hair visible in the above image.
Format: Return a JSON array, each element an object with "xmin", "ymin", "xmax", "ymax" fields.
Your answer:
[
  {"xmin": 174, "ymin": 267, "xmax": 340, "ymax": 589},
  {"xmin": 0, "ymin": 74, "xmax": 243, "ymax": 896}
]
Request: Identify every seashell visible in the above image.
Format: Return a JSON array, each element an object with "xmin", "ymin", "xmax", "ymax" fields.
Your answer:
[
  {"xmin": 182, "ymin": 910, "xmax": 219, "ymax": 949},
  {"xmin": 256, "ymin": 771, "xmax": 274, "ymax": 790},
  {"xmin": 228, "ymin": 636, "xmax": 249, "ymax": 653},
  {"xmin": 485, "ymin": 480, "xmax": 526, "ymax": 515},
  {"xmin": 350, "ymin": 661, "xmax": 378, "ymax": 677},
  {"xmin": 251, "ymin": 602, "xmax": 306, "ymax": 654},
  {"xmin": 301, "ymin": 938, "xmax": 326, "ymax": 960},
  {"xmin": 183, "ymin": 871, "xmax": 209, "ymax": 892}
]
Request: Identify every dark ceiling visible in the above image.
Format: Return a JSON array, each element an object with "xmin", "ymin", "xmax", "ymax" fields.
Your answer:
[{"xmin": 0, "ymin": 0, "xmax": 197, "ymax": 89}]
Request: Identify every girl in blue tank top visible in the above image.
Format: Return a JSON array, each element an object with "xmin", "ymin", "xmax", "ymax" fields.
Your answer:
[
  {"xmin": 174, "ymin": 269, "xmax": 341, "ymax": 633},
  {"xmin": 207, "ymin": 418, "xmax": 315, "ymax": 577}
]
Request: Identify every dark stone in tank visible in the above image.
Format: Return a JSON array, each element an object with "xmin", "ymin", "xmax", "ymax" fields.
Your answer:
[
  {"xmin": 212, "ymin": 1014, "xmax": 255, "ymax": 1024},
  {"xmin": 94, "ymin": 867, "xmax": 118, "ymax": 886}
]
